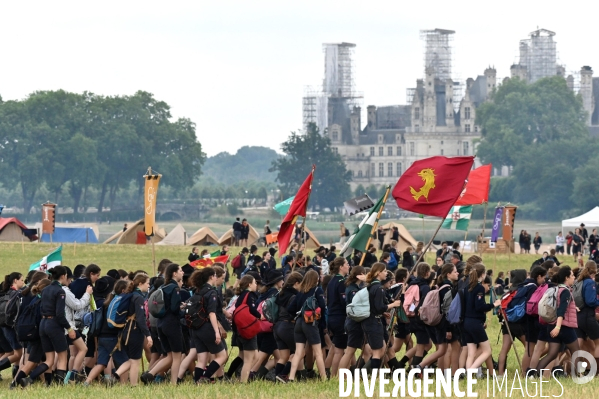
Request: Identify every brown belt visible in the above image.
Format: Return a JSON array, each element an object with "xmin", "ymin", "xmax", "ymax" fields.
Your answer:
[{"xmin": 42, "ymin": 316, "xmax": 54, "ymax": 319}]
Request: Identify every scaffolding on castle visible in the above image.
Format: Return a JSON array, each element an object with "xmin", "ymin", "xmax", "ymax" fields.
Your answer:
[
  {"xmin": 518, "ymin": 28, "xmax": 557, "ymax": 83},
  {"xmin": 420, "ymin": 29, "xmax": 454, "ymax": 81}
]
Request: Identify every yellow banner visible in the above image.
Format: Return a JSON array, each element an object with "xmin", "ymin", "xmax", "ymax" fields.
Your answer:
[{"xmin": 144, "ymin": 171, "xmax": 161, "ymax": 236}]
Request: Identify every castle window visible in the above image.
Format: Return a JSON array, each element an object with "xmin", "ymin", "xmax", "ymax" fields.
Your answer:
[
  {"xmin": 332, "ymin": 131, "xmax": 338, "ymax": 141},
  {"xmin": 463, "ymin": 142, "xmax": 470, "ymax": 156},
  {"xmin": 415, "ymin": 107, "xmax": 420, "ymax": 120},
  {"xmin": 464, "ymin": 107, "xmax": 471, "ymax": 120},
  {"xmin": 475, "ymin": 125, "xmax": 479, "ymax": 132},
  {"xmin": 465, "ymin": 124, "xmax": 471, "ymax": 133},
  {"xmin": 388, "ymin": 162, "xmax": 393, "ymax": 177},
  {"xmin": 409, "ymin": 142, "xmax": 415, "ymax": 156},
  {"xmin": 378, "ymin": 147, "xmax": 383, "ymax": 156},
  {"xmin": 397, "ymin": 146, "xmax": 402, "ymax": 156},
  {"xmin": 332, "ymin": 147, "xmax": 338, "ymax": 154},
  {"xmin": 370, "ymin": 147, "xmax": 374, "ymax": 156},
  {"xmin": 387, "ymin": 146, "xmax": 393, "ymax": 156},
  {"xmin": 415, "ymin": 124, "xmax": 420, "ymax": 133},
  {"xmin": 397, "ymin": 162, "xmax": 402, "ymax": 176},
  {"xmin": 379, "ymin": 163, "xmax": 384, "ymax": 177},
  {"xmin": 358, "ymin": 170, "xmax": 363, "ymax": 177},
  {"xmin": 440, "ymin": 149, "xmax": 444, "ymax": 155},
  {"xmin": 371, "ymin": 163, "xmax": 375, "ymax": 176}
]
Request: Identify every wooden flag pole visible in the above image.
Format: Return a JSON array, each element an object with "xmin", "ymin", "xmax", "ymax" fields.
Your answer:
[
  {"xmin": 479, "ymin": 202, "xmax": 488, "ymax": 256},
  {"xmin": 359, "ymin": 187, "xmax": 391, "ymax": 266},
  {"xmin": 413, "ymin": 217, "xmax": 447, "ymax": 266},
  {"xmin": 21, "ymin": 235, "xmax": 24, "ymax": 254},
  {"xmin": 422, "ymin": 216, "xmax": 426, "ymax": 245},
  {"xmin": 151, "ymin": 237, "xmax": 156, "ymax": 276},
  {"xmin": 74, "ymin": 241, "xmax": 77, "ymax": 257}
]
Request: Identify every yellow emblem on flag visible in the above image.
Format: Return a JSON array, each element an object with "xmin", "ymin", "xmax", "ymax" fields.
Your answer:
[{"xmin": 410, "ymin": 168, "xmax": 436, "ymax": 202}]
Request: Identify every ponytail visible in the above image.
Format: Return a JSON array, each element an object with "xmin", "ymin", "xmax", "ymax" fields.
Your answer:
[
  {"xmin": 436, "ymin": 263, "xmax": 455, "ymax": 286},
  {"xmin": 578, "ymin": 261, "xmax": 597, "ymax": 282},
  {"xmin": 124, "ymin": 274, "xmax": 149, "ymax": 294},
  {"xmin": 366, "ymin": 263, "xmax": 386, "ymax": 284},
  {"xmin": 468, "ymin": 263, "xmax": 486, "ymax": 292},
  {"xmin": 3, "ymin": 272, "xmax": 22, "ymax": 291}
]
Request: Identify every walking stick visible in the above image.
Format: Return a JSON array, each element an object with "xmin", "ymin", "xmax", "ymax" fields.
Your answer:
[{"xmin": 499, "ymin": 308, "xmax": 522, "ymax": 371}]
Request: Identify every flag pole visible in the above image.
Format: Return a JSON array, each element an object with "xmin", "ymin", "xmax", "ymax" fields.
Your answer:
[
  {"xmin": 292, "ymin": 165, "xmax": 316, "ymax": 272},
  {"xmin": 359, "ymin": 186, "xmax": 391, "ymax": 266},
  {"xmin": 422, "ymin": 216, "xmax": 426, "ymax": 245},
  {"xmin": 413, "ymin": 217, "xmax": 446, "ymax": 266},
  {"xmin": 151, "ymin": 237, "xmax": 156, "ymax": 276},
  {"xmin": 479, "ymin": 201, "xmax": 488, "ymax": 256}
]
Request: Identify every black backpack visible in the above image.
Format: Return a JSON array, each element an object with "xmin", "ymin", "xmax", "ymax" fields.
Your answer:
[
  {"xmin": 0, "ymin": 292, "xmax": 11, "ymax": 327},
  {"xmin": 183, "ymin": 286, "xmax": 212, "ymax": 329},
  {"xmin": 4, "ymin": 290, "xmax": 22, "ymax": 327},
  {"xmin": 16, "ymin": 296, "xmax": 41, "ymax": 342}
]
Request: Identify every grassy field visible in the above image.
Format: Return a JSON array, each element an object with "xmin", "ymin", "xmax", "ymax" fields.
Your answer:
[{"xmin": 0, "ymin": 242, "xmax": 588, "ymax": 398}]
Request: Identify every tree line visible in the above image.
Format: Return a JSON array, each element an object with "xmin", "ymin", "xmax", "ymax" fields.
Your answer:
[{"xmin": 0, "ymin": 90, "xmax": 205, "ymax": 214}]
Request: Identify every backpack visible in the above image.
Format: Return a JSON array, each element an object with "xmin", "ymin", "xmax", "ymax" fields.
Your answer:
[
  {"xmin": 505, "ymin": 283, "xmax": 536, "ymax": 323},
  {"xmin": 107, "ymin": 293, "xmax": 134, "ymax": 329},
  {"xmin": 0, "ymin": 292, "xmax": 11, "ymax": 327},
  {"xmin": 441, "ymin": 289, "xmax": 454, "ymax": 316},
  {"xmin": 232, "ymin": 294, "xmax": 261, "ymax": 339},
  {"xmin": 231, "ymin": 255, "xmax": 242, "ymax": 269},
  {"xmin": 262, "ymin": 293, "xmax": 280, "ymax": 323},
  {"xmin": 148, "ymin": 286, "xmax": 167, "ymax": 319},
  {"xmin": 346, "ymin": 287, "xmax": 370, "ymax": 322},
  {"xmin": 83, "ymin": 307, "xmax": 104, "ymax": 337},
  {"xmin": 538, "ymin": 286, "xmax": 561, "ymax": 324},
  {"xmin": 4, "ymin": 290, "xmax": 22, "ymax": 328},
  {"xmin": 500, "ymin": 290, "xmax": 517, "ymax": 311},
  {"xmin": 299, "ymin": 290, "xmax": 322, "ymax": 324},
  {"xmin": 572, "ymin": 280, "xmax": 585, "ymax": 309},
  {"xmin": 403, "ymin": 285, "xmax": 420, "ymax": 317},
  {"xmin": 183, "ymin": 286, "xmax": 212, "ymax": 329},
  {"xmin": 419, "ymin": 285, "xmax": 450, "ymax": 326},
  {"xmin": 16, "ymin": 296, "xmax": 41, "ymax": 342},
  {"xmin": 387, "ymin": 252, "xmax": 398, "ymax": 270},
  {"xmin": 446, "ymin": 288, "xmax": 465, "ymax": 325},
  {"xmin": 526, "ymin": 284, "xmax": 549, "ymax": 316}
]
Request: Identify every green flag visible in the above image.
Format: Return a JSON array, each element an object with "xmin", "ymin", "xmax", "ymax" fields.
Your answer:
[
  {"xmin": 273, "ymin": 196, "xmax": 294, "ymax": 216},
  {"xmin": 210, "ymin": 249, "xmax": 221, "ymax": 257},
  {"xmin": 29, "ymin": 246, "xmax": 63, "ymax": 272},
  {"xmin": 340, "ymin": 188, "xmax": 389, "ymax": 258},
  {"xmin": 441, "ymin": 206, "xmax": 473, "ymax": 231}
]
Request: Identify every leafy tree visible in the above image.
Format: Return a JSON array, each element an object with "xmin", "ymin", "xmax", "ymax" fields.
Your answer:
[
  {"xmin": 354, "ymin": 184, "xmax": 365, "ymax": 198},
  {"xmin": 270, "ymin": 123, "xmax": 351, "ymax": 210},
  {"xmin": 366, "ymin": 185, "xmax": 379, "ymax": 200},
  {"xmin": 203, "ymin": 146, "xmax": 279, "ymax": 185}
]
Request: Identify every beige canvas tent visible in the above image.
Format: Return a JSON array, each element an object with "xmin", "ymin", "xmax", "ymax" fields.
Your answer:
[
  {"xmin": 0, "ymin": 217, "xmax": 33, "ymax": 242},
  {"xmin": 156, "ymin": 223, "xmax": 187, "ymax": 246},
  {"xmin": 188, "ymin": 227, "xmax": 219, "ymax": 246},
  {"xmin": 379, "ymin": 222, "xmax": 418, "ymax": 252},
  {"xmin": 104, "ymin": 219, "xmax": 165, "ymax": 244},
  {"xmin": 218, "ymin": 223, "xmax": 260, "ymax": 246}
]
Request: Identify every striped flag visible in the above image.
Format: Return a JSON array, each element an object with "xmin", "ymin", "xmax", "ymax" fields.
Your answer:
[
  {"xmin": 441, "ymin": 206, "xmax": 473, "ymax": 231},
  {"xmin": 29, "ymin": 246, "xmax": 62, "ymax": 272}
]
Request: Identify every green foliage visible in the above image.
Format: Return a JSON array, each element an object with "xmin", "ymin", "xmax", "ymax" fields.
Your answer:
[
  {"xmin": 365, "ymin": 184, "xmax": 379, "ymax": 200},
  {"xmin": 476, "ymin": 76, "xmax": 596, "ymax": 220},
  {"xmin": 270, "ymin": 123, "xmax": 351, "ymax": 209},
  {"xmin": 0, "ymin": 90, "xmax": 205, "ymax": 214},
  {"xmin": 354, "ymin": 184, "xmax": 365, "ymax": 198},
  {"xmin": 202, "ymin": 146, "xmax": 279, "ymax": 185}
]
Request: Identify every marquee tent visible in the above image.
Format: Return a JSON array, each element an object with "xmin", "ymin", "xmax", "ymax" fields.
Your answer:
[
  {"xmin": 218, "ymin": 223, "xmax": 260, "ymax": 246},
  {"xmin": 156, "ymin": 223, "xmax": 187, "ymax": 246},
  {"xmin": 0, "ymin": 217, "xmax": 37, "ymax": 242},
  {"xmin": 379, "ymin": 222, "xmax": 419, "ymax": 252},
  {"xmin": 562, "ymin": 207, "xmax": 599, "ymax": 233},
  {"xmin": 188, "ymin": 227, "xmax": 219, "ymax": 246}
]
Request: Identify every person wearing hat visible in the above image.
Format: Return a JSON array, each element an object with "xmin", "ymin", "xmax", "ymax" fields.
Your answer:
[
  {"xmin": 93, "ymin": 276, "xmax": 114, "ymax": 309},
  {"xmin": 106, "ymin": 269, "xmax": 121, "ymax": 281},
  {"xmin": 62, "ymin": 266, "xmax": 93, "ymax": 383},
  {"xmin": 249, "ymin": 269, "xmax": 284, "ymax": 380}
]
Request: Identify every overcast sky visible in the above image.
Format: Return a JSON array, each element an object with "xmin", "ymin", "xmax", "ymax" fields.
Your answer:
[{"xmin": 1, "ymin": 1, "xmax": 596, "ymax": 156}]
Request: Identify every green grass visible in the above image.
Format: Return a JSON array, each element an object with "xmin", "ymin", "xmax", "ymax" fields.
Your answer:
[{"xmin": 0, "ymin": 243, "xmax": 588, "ymax": 397}]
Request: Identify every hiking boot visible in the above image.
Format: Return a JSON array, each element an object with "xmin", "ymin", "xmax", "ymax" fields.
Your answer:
[
  {"xmin": 276, "ymin": 375, "xmax": 289, "ymax": 384},
  {"xmin": 265, "ymin": 368, "xmax": 277, "ymax": 382},
  {"xmin": 140, "ymin": 372, "xmax": 153, "ymax": 385},
  {"xmin": 20, "ymin": 377, "xmax": 33, "ymax": 388}
]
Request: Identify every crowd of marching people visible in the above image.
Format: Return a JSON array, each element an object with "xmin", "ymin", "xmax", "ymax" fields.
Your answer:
[{"xmin": 1, "ymin": 238, "xmax": 599, "ymax": 389}]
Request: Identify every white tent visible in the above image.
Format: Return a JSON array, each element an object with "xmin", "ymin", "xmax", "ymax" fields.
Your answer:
[
  {"xmin": 562, "ymin": 207, "xmax": 599, "ymax": 232},
  {"xmin": 156, "ymin": 223, "xmax": 187, "ymax": 246}
]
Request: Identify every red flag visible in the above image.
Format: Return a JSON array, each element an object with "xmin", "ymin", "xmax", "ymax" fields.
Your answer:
[
  {"xmin": 392, "ymin": 156, "xmax": 474, "ymax": 218},
  {"xmin": 454, "ymin": 164, "xmax": 492, "ymax": 206},
  {"xmin": 278, "ymin": 166, "xmax": 315, "ymax": 256},
  {"xmin": 190, "ymin": 255, "xmax": 230, "ymax": 268}
]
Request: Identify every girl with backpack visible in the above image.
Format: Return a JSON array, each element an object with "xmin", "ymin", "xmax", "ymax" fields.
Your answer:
[
  {"xmin": 463, "ymin": 263, "xmax": 502, "ymax": 371},
  {"xmin": 0, "ymin": 273, "xmax": 25, "ymax": 379},
  {"xmin": 360, "ymin": 263, "xmax": 401, "ymax": 373},
  {"xmin": 387, "ymin": 268, "xmax": 411, "ymax": 370},
  {"xmin": 284, "ymin": 270, "xmax": 328, "ymax": 382},
  {"xmin": 232, "ymin": 275, "xmax": 260, "ymax": 383},
  {"xmin": 574, "ymin": 262, "xmax": 599, "ymax": 363},
  {"xmin": 83, "ymin": 280, "xmax": 130, "ymax": 386},
  {"xmin": 187, "ymin": 267, "xmax": 228, "ymax": 384},
  {"xmin": 13, "ymin": 274, "xmax": 49, "ymax": 388},
  {"xmin": 415, "ymin": 263, "xmax": 460, "ymax": 373},
  {"xmin": 141, "ymin": 263, "xmax": 185, "ymax": 385},
  {"xmin": 63, "ymin": 267, "xmax": 93, "ymax": 384},
  {"xmin": 536, "ymin": 266, "xmax": 582, "ymax": 377},
  {"xmin": 338, "ymin": 266, "xmax": 367, "ymax": 371},
  {"xmin": 113, "ymin": 274, "xmax": 152, "ymax": 386},
  {"xmin": 325, "ymin": 257, "xmax": 350, "ymax": 377},
  {"xmin": 406, "ymin": 263, "xmax": 432, "ymax": 369},
  {"xmin": 148, "ymin": 277, "xmax": 165, "ymax": 370},
  {"xmin": 273, "ymin": 272, "xmax": 303, "ymax": 381}
]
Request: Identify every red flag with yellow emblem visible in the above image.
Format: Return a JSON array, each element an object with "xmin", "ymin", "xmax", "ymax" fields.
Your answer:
[
  {"xmin": 392, "ymin": 156, "xmax": 474, "ymax": 218},
  {"xmin": 190, "ymin": 255, "xmax": 230, "ymax": 268}
]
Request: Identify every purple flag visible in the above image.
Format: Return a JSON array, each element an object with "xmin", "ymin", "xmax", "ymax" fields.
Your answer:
[{"xmin": 491, "ymin": 207, "xmax": 504, "ymax": 243}]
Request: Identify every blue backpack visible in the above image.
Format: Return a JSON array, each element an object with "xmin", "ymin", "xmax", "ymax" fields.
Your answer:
[
  {"xmin": 505, "ymin": 283, "xmax": 536, "ymax": 323},
  {"xmin": 16, "ymin": 296, "xmax": 41, "ymax": 342},
  {"xmin": 446, "ymin": 288, "xmax": 465, "ymax": 325},
  {"xmin": 387, "ymin": 252, "xmax": 398, "ymax": 270},
  {"xmin": 107, "ymin": 293, "xmax": 134, "ymax": 329}
]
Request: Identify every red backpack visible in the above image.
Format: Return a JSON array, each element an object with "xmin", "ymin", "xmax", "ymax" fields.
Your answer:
[
  {"xmin": 232, "ymin": 294, "xmax": 261, "ymax": 339},
  {"xmin": 231, "ymin": 254, "xmax": 242, "ymax": 269},
  {"xmin": 403, "ymin": 285, "xmax": 420, "ymax": 317},
  {"xmin": 500, "ymin": 290, "xmax": 517, "ymax": 311}
]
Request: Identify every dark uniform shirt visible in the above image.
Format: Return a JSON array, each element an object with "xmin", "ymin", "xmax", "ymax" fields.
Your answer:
[{"xmin": 40, "ymin": 280, "xmax": 70, "ymax": 330}]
